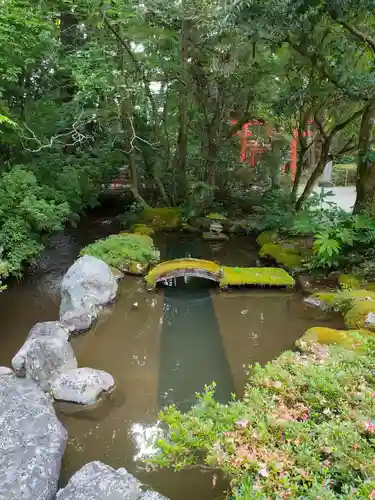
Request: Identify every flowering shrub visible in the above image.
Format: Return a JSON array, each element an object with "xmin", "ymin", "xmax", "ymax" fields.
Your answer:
[{"xmin": 151, "ymin": 337, "xmax": 375, "ymax": 499}]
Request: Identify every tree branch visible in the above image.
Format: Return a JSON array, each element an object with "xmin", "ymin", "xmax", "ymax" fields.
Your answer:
[
  {"xmin": 103, "ymin": 16, "xmax": 158, "ymax": 119},
  {"xmin": 19, "ymin": 116, "xmax": 92, "ymax": 152},
  {"xmin": 330, "ymin": 107, "xmax": 365, "ymax": 137},
  {"xmin": 330, "ymin": 14, "xmax": 375, "ymax": 54},
  {"xmin": 126, "ymin": 117, "xmax": 158, "ymax": 153}
]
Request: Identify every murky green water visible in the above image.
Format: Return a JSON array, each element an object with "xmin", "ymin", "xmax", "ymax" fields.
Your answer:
[{"xmin": 0, "ymin": 220, "xmax": 344, "ymax": 499}]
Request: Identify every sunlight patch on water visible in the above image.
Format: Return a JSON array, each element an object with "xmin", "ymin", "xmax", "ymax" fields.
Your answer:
[{"xmin": 131, "ymin": 422, "xmax": 164, "ymax": 461}]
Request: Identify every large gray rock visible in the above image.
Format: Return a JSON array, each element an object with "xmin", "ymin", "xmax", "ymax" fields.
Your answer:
[
  {"xmin": 12, "ymin": 321, "xmax": 69, "ymax": 376},
  {"xmin": 56, "ymin": 461, "xmax": 168, "ymax": 500},
  {"xmin": 60, "ymin": 255, "xmax": 118, "ymax": 333},
  {"xmin": 0, "ymin": 375, "xmax": 67, "ymax": 500},
  {"xmin": 23, "ymin": 337, "xmax": 77, "ymax": 391},
  {"xmin": 51, "ymin": 368, "xmax": 115, "ymax": 405},
  {"xmin": 60, "ymin": 309, "xmax": 93, "ymax": 334}
]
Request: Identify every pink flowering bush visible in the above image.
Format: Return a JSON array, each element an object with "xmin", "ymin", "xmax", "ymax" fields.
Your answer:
[{"xmin": 151, "ymin": 337, "xmax": 375, "ymax": 498}]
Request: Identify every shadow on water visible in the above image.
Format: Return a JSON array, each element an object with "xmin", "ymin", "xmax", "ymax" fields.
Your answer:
[{"xmin": 160, "ymin": 278, "xmax": 234, "ymax": 411}]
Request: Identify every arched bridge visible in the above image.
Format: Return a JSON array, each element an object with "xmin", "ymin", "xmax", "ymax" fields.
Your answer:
[{"xmin": 146, "ymin": 258, "xmax": 295, "ymax": 290}]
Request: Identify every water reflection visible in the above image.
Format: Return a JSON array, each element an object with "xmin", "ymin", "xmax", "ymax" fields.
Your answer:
[{"xmin": 131, "ymin": 422, "xmax": 163, "ymax": 461}]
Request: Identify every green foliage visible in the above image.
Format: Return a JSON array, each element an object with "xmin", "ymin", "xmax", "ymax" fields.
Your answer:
[
  {"xmin": 80, "ymin": 233, "xmax": 160, "ymax": 271},
  {"xmin": 151, "ymin": 336, "xmax": 375, "ymax": 498},
  {"xmin": 0, "ymin": 167, "xmax": 70, "ymax": 274},
  {"xmin": 308, "ymin": 214, "xmax": 375, "ymax": 270}
]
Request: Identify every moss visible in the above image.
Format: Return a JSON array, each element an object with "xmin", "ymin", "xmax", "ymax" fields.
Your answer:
[
  {"xmin": 344, "ymin": 299, "xmax": 375, "ymax": 331},
  {"xmin": 205, "ymin": 212, "xmax": 227, "ymax": 220},
  {"xmin": 146, "ymin": 258, "xmax": 221, "ymax": 288},
  {"xmin": 259, "ymin": 243, "xmax": 302, "ymax": 269},
  {"xmin": 132, "ymin": 224, "xmax": 155, "ymax": 236},
  {"xmin": 310, "ymin": 292, "xmax": 339, "ymax": 308},
  {"xmin": 122, "ymin": 261, "xmax": 148, "ymax": 275},
  {"xmin": 80, "ymin": 233, "xmax": 160, "ymax": 274},
  {"xmin": 220, "ymin": 267, "xmax": 295, "ymax": 288},
  {"xmin": 297, "ymin": 327, "xmax": 366, "ymax": 350},
  {"xmin": 256, "ymin": 230, "xmax": 279, "ymax": 247},
  {"xmin": 339, "ymin": 273, "xmax": 361, "ymax": 290},
  {"xmin": 142, "ymin": 207, "xmax": 180, "ymax": 230}
]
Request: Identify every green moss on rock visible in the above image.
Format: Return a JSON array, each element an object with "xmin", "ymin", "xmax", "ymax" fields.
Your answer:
[
  {"xmin": 339, "ymin": 273, "xmax": 361, "ymax": 290},
  {"xmin": 80, "ymin": 233, "xmax": 160, "ymax": 274},
  {"xmin": 259, "ymin": 243, "xmax": 302, "ymax": 269},
  {"xmin": 132, "ymin": 224, "xmax": 155, "ymax": 236},
  {"xmin": 344, "ymin": 298, "xmax": 375, "ymax": 331},
  {"xmin": 256, "ymin": 230, "xmax": 279, "ymax": 247},
  {"xmin": 142, "ymin": 207, "xmax": 180, "ymax": 230},
  {"xmin": 297, "ymin": 327, "xmax": 365, "ymax": 350},
  {"xmin": 308, "ymin": 292, "xmax": 339, "ymax": 310},
  {"xmin": 220, "ymin": 266, "xmax": 295, "ymax": 288}
]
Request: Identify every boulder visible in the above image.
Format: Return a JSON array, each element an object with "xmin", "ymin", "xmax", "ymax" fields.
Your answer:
[
  {"xmin": 0, "ymin": 366, "xmax": 13, "ymax": 377},
  {"xmin": 60, "ymin": 255, "xmax": 118, "ymax": 333},
  {"xmin": 51, "ymin": 368, "xmax": 115, "ymax": 405},
  {"xmin": 303, "ymin": 293, "xmax": 337, "ymax": 311},
  {"xmin": 56, "ymin": 461, "xmax": 168, "ymax": 500},
  {"xmin": 12, "ymin": 321, "xmax": 69, "ymax": 376},
  {"xmin": 60, "ymin": 309, "xmax": 93, "ymax": 334},
  {"xmin": 0, "ymin": 375, "xmax": 67, "ymax": 500},
  {"xmin": 23, "ymin": 337, "xmax": 77, "ymax": 391}
]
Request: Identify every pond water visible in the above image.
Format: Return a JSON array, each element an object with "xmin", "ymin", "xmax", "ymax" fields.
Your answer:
[{"xmin": 0, "ymin": 215, "xmax": 344, "ymax": 499}]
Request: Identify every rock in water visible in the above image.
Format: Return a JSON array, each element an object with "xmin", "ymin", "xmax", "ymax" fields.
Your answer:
[
  {"xmin": 60, "ymin": 255, "xmax": 118, "ymax": 334},
  {"xmin": 59, "ymin": 309, "xmax": 93, "ymax": 334},
  {"xmin": 0, "ymin": 375, "xmax": 67, "ymax": 500},
  {"xmin": 12, "ymin": 321, "xmax": 70, "ymax": 376},
  {"xmin": 22, "ymin": 337, "xmax": 77, "ymax": 391},
  {"xmin": 51, "ymin": 368, "xmax": 115, "ymax": 405},
  {"xmin": 56, "ymin": 461, "xmax": 168, "ymax": 500}
]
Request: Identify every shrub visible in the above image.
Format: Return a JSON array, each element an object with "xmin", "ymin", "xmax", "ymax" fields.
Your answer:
[
  {"xmin": 80, "ymin": 232, "xmax": 160, "ymax": 271},
  {"xmin": 0, "ymin": 166, "xmax": 70, "ymax": 275},
  {"xmin": 150, "ymin": 336, "xmax": 375, "ymax": 499}
]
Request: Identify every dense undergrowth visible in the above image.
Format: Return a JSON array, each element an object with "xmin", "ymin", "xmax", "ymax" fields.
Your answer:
[
  {"xmin": 151, "ymin": 336, "xmax": 375, "ymax": 499},
  {"xmin": 252, "ymin": 189, "xmax": 375, "ymax": 273}
]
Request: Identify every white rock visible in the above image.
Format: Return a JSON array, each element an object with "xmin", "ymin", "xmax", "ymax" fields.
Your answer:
[
  {"xmin": 51, "ymin": 368, "xmax": 115, "ymax": 405},
  {"xmin": 60, "ymin": 255, "xmax": 118, "ymax": 334}
]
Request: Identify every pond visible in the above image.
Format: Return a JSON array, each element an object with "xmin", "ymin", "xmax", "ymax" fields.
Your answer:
[{"xmin": 0, "ymin": 215, "xmax": 344, "ymax": 499}]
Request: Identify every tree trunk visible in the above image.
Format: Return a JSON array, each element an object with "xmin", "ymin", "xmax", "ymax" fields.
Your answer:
[
  {"xmin": 172, "ymin": 19, "xmax": 189, "ymax": 202},
  {"xmin": 291, "ymin": 145, "xmax": 307, "ymax": 200},
  {"xmin": 295, "ymin": 139, "xmax": 331, "ymax": 211},
  {"xmin": 353, "ymin": 102, "xmax": 375, "ymax": 213},
  {"xmin": 57, "ymin": 8, "xmax": 79, "ymax": 102}
]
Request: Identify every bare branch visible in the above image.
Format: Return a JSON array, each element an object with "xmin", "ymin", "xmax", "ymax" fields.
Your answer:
[
  {"xmin": 126, "ymin": 117, "xmax": 158, "ymax": 153},
  {"xmin": 19, "ymin": 115, "xmax": 93, "ymax": 152}
]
